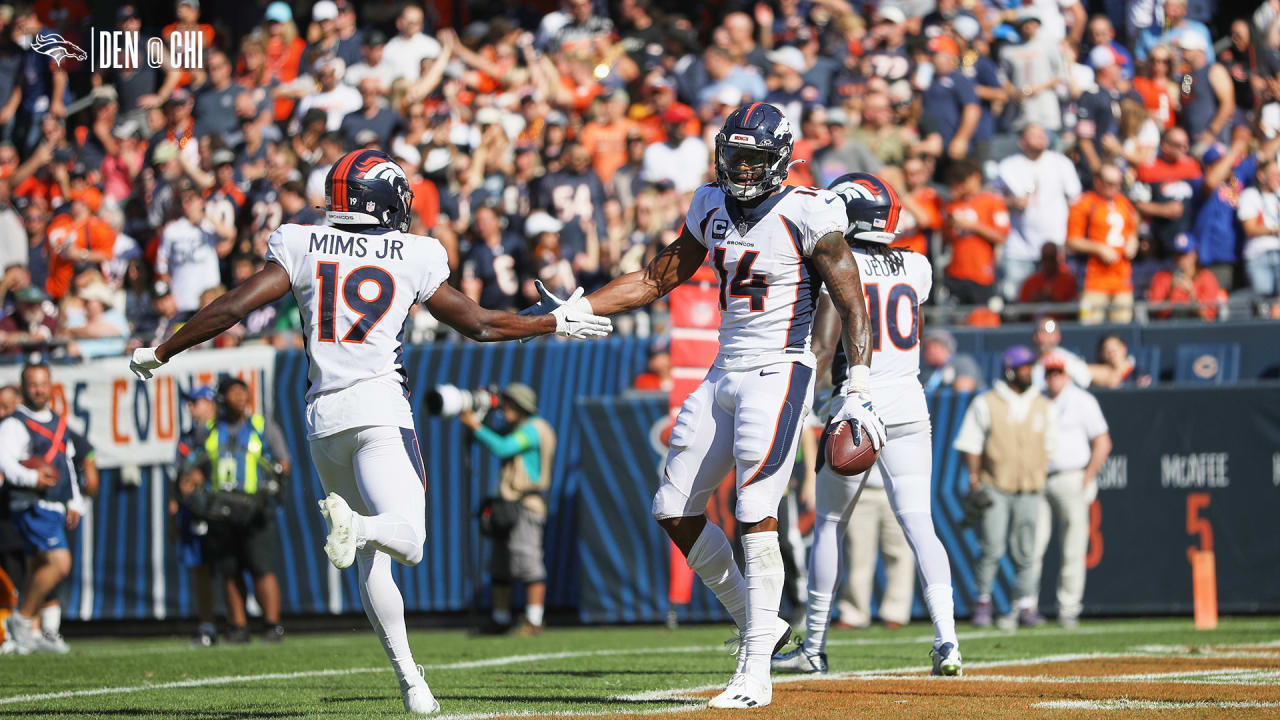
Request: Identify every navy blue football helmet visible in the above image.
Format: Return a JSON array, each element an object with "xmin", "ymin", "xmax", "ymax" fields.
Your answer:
[
  {"xmin": 324, "ymin": 149, "xmax": 415, "ymax": 232},
  {"xmin": 827, "ymin": 172, "xmax": 901, "ymax": 244},
  {"xmin": 714, "ymin": 103, "xmax": 794, "ymax": 201}
]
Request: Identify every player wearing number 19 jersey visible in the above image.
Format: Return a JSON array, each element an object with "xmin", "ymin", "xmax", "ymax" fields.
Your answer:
[
  {"xmin": 129, "ymin": 149, "xmax": 612, "ymax": 716},
  {"xmin": 773, "ymin": 172, "xmax": 961, "ymax": 678},
  {"xmin": 546, "ymin": 104, "xmax": 886, "ymax": 709}
]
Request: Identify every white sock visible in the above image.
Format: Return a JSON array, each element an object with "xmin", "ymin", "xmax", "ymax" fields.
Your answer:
[
  {"xmin": 684, "ymin": 522, "xmax": 747, "ymax": 629},
  {"xmin": 39, "ymin": 604, "xmax": 61, "ymax": 635},
  {"xmin": 742, "ymin": 531, "xmax": 784, "ymax": 685},
  {"xmin": 356, "ymin": 513, "xmax": 424, "ymax": 566},
  {"xmin": 803, "ymin": 514, "xmax": 844, "ymax": 655},
  {"xmin": 355, "ymin": 548, "xmax": 419, "ymax": 688},
  {"xmin": 1018, "ymin": 596, "xmax": 1037, "ymax": 611},
  {"xmin": 526, "ymin": 604, "xmax": 544, "ymax": 627},
  {"xmin": 924, "ymin": 584, "xmax": 957, "ymax": 647},
  {"xmin": 492, "ymin": 608, "xmax": 512, "ymax": 625}
]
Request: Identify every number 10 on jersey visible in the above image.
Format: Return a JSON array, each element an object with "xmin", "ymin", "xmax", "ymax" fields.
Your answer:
[{"xmin": 315, "ymin": 261, "xmax": 395, "ymax": 343}]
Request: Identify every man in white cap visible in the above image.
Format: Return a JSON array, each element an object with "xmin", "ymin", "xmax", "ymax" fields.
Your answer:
[
  {"xmin": 304, "ymin": 1, "xmax": 342, "ymax": 74},
  {"xmin": 998, "ymin": 11, "xmax": 1068, "ymax": 134},
  {"xmin": 1134, "ymin": 0, "xmax": 1212, "ymax": 61},
  {"xmin": 1074, "ymin": 46, "xmax": 1142, "ymax": 179},
  {"xmin": 866, "ymin": 7, "xmax": 912, "ymax": 84},
  {"xmin": 294, "ymin": 56, "xmax": 361, "ymax": 131},
  {"xmin": 1175, "ymin": 31, "xmax": 1235, "ymax": 150},
  {"xmin": 764, "ymin": 46, "xmax": 814, "ymax": 127}
]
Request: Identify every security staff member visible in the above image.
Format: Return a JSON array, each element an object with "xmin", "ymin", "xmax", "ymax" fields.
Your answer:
[
  {"xmin": 0, "ymin": 364, "xmax": 84, "ymax": 653},
  {"xmin": 173, "ymin": 385, "xmax": 219, "ymax": 647},
  {"xmin": 461, "ymin": 384, "xmax": 556, "ymax": 636},
  {"xmin": 188, "ymin": 377, "xmax": 291, "ymax": 643}
]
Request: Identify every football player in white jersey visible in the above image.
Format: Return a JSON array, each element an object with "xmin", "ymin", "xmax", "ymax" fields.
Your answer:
[
  {"xmin": 772, "ymin": 172, "xmax": 961, "ymax": 677},
  {"xmin": 129, "ymin": 149, "xmax": 611, "ymax": 715},
  {"xmin": 529, "ymin": 104, "xmax": 886, "ymax": 709}
]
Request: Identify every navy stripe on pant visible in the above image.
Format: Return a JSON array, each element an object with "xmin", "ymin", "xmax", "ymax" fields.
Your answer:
[{"xmin": 743, "ymin": 363, "xmax": 813, "ymax": 487}]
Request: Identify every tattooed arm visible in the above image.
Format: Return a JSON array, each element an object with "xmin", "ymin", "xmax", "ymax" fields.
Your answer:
[{"xmin": 809, "ymin": 231, "xmax": 871, "ymax": 369}]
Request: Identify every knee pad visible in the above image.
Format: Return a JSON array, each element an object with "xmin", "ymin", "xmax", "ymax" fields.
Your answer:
[
  {"xmin": 651, "ymin": 481, "xmax": 693, "ymax": 521},
  {"xmin": 402, "ymin": 526, "xmax": 426, "ymax": 566}
]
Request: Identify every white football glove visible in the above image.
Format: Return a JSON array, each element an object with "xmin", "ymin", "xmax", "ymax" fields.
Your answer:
[
  {"xmin": 129, "ymin": 347, "xmax": 166, "ymax": 380},
  {"xmin": 829, "ymin": 391, "xmax": 887, "ymax": 451},
  {"xmin": 548, "ymin": 286, "xmax": 612, "ymax": 340}
]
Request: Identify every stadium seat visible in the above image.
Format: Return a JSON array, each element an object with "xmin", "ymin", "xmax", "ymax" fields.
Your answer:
[{"xmin": 1174, "ymin": 343, "xmax": 1240, "ymax": 384}]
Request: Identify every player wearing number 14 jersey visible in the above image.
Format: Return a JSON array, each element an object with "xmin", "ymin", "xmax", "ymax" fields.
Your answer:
[
  {"xmin": 129, "ymin": 150, "xmax": 612, "ymax": 716},
  {"xmin": 529, "ymin": 104, "xmax": 886, "ymax": 709},
  {"xmin": 773, "ymin": 172, "xmax": 961, "ymax": 678}
]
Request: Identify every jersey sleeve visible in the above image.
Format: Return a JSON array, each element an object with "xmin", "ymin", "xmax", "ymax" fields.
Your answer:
[
  {"xmin": 264, "ymin": 225, "xmax": 297, "ymax": 281},
  {"xmin": 798, "ymin": 188, "xmax": 848, "ymax": 256},
  {"xmin": 682, "ymin": 184, "xmax": 718, "ymax": 248},
  {"xmin": 909, "ymin": 253, "xmax": 933, "ymax": 304},
  {"xmin": 416, "ymin": 238, "xmax": 452, "ymax": 303}
]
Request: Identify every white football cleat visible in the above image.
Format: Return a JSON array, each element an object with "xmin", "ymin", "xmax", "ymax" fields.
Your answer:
[
  {"xmin": 772, "ymin": 646, "xmax": 828, "ymax": 674},
  {"xmin": 318, "ymin": 493, "xmax": 359, "ymax": 570},
  {"xmin": 931, "ymin": 642, "xmax": 962, "ymax": 676},
  {"xmin": 402, "ymin": 665, "xmax": 441, "ymax": 715},
  {"xmin": 4, "ymin": 613, "xmax": 39, "ymax": 654},
  {"xmin": 37, "ymin": 630, "xmax": 70, "ymax": 654},
  {"xmin": 708, "ymin": 673, "xmax": 772, "ymax": 709}
]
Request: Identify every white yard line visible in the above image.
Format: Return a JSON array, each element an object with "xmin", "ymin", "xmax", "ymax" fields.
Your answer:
[
  {"xmin": 1034, "ymin": 699, "xmax": 1280, "ymax": 711},
  {"xmin": 2, "ymin": 622, "xmax": 1275, "ymax": 711}
]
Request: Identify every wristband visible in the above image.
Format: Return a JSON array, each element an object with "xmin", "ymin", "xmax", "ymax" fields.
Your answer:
[{"xmin": 842, "ymin": 365, "xmax": 871, "ymax": 396}]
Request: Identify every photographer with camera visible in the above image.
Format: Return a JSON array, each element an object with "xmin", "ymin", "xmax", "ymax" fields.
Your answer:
[
  {"xmin": 171, "ymin": 385, "xmax": 219, "ymax": 647},
  {"xmin": 179, "ymin": 377, "xmax": 290, "ymax": 644},
  {"xmin": 459, "ymin": 384, "xmax": 556, "ymax": 636}
]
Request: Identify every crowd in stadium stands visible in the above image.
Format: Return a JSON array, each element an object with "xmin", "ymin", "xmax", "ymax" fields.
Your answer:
[{"xmin": 0, "ymin": 0, "xmax": 1276, "ymax": 362}]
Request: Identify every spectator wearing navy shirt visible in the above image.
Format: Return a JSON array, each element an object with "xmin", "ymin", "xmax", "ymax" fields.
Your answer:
[
  {"xmin": 339, "ymin": 76, "xmax": 403, "ymax": 149},
  {"xmin": 463, "ymin": 205, "xmax": 526, "ymax": 311},
  {"xmin": 1192, "ymin": 127, "xmax": 1280, "ymax": 290},
  {"xmin": 193, "ymin": 51, "xmax": 239, "ymax": 139},
  {"xmin": 536, "ymin": 142, "xmax": 607, "ymax": 283},
  {"xmin": 921, "ymin": 35, "xmax": 981, "ymax": 176},
  {"xmin": 1075, "ymin": 46, "xmax": 1142, "ymax": 182}
]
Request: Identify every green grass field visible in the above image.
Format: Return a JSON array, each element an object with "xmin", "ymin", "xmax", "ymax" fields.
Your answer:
[{"xmin": 3, "ymin": 616, "xmax": 1279, "ymax": 719}]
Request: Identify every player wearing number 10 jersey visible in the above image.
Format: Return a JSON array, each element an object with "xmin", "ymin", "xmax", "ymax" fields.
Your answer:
[
  {"xmin": 535, "ymin": 103, "xmax": 886, "ymax": 710},
  {"xmin": 129, "ymin": 149, "xmax": 611, "ymax": 716},
  {"xmin": 773, "ymin": 172, "xmax": 961, "ymax": 679}
]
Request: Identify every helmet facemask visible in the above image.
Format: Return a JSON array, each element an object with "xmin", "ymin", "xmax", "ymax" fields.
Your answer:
[{"xmin": 716, "ymin": 139, "xmax": 789, "ymax": 201}]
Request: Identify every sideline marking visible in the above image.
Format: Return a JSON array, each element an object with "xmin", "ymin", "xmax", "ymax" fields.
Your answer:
[
  {"xmin": 2, "ymin": 623, "xmax": 1274, "ymax": 709},
  {"xmin": 1034, "ymin": 699, "xmax": 1280, "ymax": 711}
]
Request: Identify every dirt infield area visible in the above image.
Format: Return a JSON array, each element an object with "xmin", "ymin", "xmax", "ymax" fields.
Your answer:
[{"xmin": 561, "ymin": 642, "xmax": 1280, "ymax": 720}]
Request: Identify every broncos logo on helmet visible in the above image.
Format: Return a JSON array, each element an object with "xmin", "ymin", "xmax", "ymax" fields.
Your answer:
[
  {"xmin": 714, "ymin": 103, "xmax": 794, "ymax": 201},
  {"xmin": 827, "ymin": 172, "xmax": 902, "ymax": 245},
  {"xmin": 324, "ymin": 149, "xmax": 415, "ymax": 232}
]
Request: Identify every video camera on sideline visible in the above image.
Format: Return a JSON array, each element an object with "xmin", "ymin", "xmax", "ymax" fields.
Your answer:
[{"xmin": 426, "ymin": 384, "xmax": 502, "ymax": 418}]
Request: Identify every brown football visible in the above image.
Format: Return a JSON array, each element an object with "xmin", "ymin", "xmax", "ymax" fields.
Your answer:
[{"xmin": 825, "ymin": 420, "xmax": 878, "ymax": 476}]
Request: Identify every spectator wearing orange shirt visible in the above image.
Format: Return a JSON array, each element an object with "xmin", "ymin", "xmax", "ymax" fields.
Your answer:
[
  {"xmin": 1132, "ymin": 47, "xmax": 1178, "ymax": 130},
  {"xmin": 1147, "ymin": 232, "xmax": 1222, "ymax": 320},
  {"xmin": 579, "ymin": 90, "xmax": 634, "ymax": 186},
  {"xmin": 162, "ymin": 0, "xmax": 216, "ymax": 89},
  {"xmin": 1018, "ymin": 243, "xmax": 1079, "ymax": 306},
  {"xmin": 893, "ymin": 155, "xmax": 942, "ymax": 257},
  {"xmin": 943, "ymin": 158, "xmax": 1010, "ymax": 304},
  {"xmin": 1066, "ymin": 163, "xmax": 1139, "ymax": 324},
  {"xmin": 45, "ymin": 195, "xmax": 116, "ymax": 301}
]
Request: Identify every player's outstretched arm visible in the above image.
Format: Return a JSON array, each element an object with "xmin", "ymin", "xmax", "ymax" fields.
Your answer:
[
  {"xmin": 425, "ymin": 282, "xmax": 610, "ymax": 341},
  {"xmin": 130, "ymin": 263, "xmax": 292, "ymax": 379},
  {"xmin": 584, "ymin": 229, "xmax": 707, "ymax": 316}
]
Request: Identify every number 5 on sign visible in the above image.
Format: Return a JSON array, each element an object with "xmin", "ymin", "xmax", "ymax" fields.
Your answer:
[{"xmin": 1186, "ymin": 492, "xmax": 1217, "ymax": 630}]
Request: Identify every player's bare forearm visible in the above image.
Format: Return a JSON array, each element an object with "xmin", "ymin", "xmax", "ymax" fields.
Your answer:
[
  {"xmin": 586, "ymin": 232, "xmax": 706, "ymax": 315},
  {"xmin": 425, "ymin": 282, "xmax": 556, "ymax": 341},
  {"xmin": 811, "ymin": 231, "xmax": 871, "ymax": 367},
  {"xmin": 811, "ymin": 294, "xmax": 840, "ymax": 393},
  {"xmin": 156, "ymin": 263, "xmax": 291, "ymax": 362}
]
